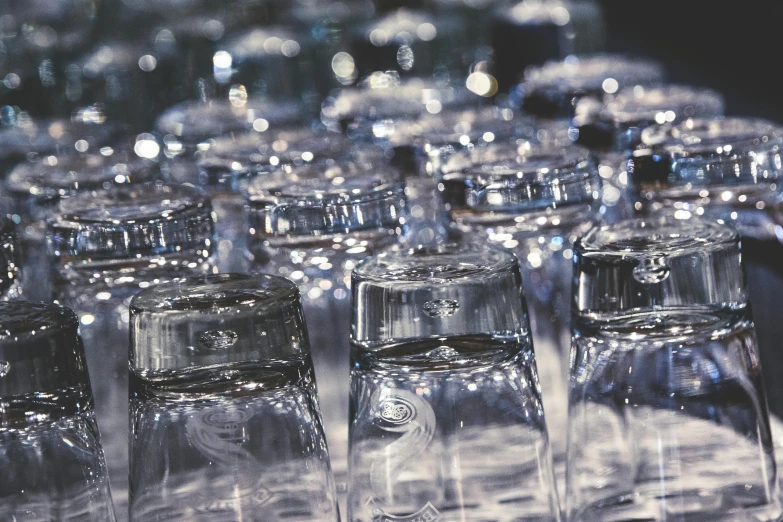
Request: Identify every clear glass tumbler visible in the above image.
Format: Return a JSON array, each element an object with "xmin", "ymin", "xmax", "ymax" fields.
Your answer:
[
  {"xmin": 567, "ymin": 216, "xmax": 781, "ymax": 521},
  {"xmin": 628, "ymin": 117, "xmax": 783, "ymax": 420},
  {"xmin": 0, "ymin": 300, "xmax": 116, "ymax": 521},
  {"xmin": 440, "ymin": 141, "xmax": 602, "ymax": 477},
  {"xmin": 246, "ymin": 157, "xmax": 408, "ymax": 507},
  {"xmin": 573, "ymin": 84, "xmax": 725, "ymax": 151},
  {"xmin": 49, "ymin": 183, "xmax": 216, "ymax": 519},
  {"xmin": 349, "ymin": 241, "xmax": 561, "ymax": 521},
  {"xmin": 2, "ymin": 142, "xmax": 160, "ymax": 302},
  {"xmin": 128, "ymin": 273, "xmax": 339, "ymax": 521},
  {"xmin": 511, "ymin": 54, "xmax": 665, "ymax": 119}
]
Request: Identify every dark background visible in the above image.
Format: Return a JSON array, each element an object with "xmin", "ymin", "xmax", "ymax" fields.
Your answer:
[{"xmin": 598, "ymin": 0, "xmax": 782, "ymax": 123}]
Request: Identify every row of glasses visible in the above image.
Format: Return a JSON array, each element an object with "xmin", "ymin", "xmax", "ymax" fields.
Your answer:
[{"xmin": 2, "ymin": 211, "xmax": 781, "ymax": 521}]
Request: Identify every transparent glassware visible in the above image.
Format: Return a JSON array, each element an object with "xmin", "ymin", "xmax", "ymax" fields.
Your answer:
[
  {"xmin": 567, "ymin": 216, "xmax": 781, "ymax": 521},
  {"xmin": 0, "ymin": 116, "xmax": 117, "ymax": 178},
  {"xmin": 320, "ymin": 73, "xmax": 482, "ymax": 138},
  {"xmin": 0, "ymin": 300, "xmax": 116, "ymax": 521},
  {"xmin": 439, "ymin": 141, "xmax": 602, "ymax": 479},
  {"xmin": 573, "ymin": 84, "xmax": 725, "ymax": 151},
  {"xmin": 0, "ymin": 218, "xmax": 24, "ymax": 300},
  {"xmin": 628, "ymin": 117, "xmax": 783, "ymax": 418},
  {"xmin": 194, "ymin": 126, "xmax": 356, "ymax": 273},
  {"xmin": 2, "ymin": 141, "xmax": 161, "ymax": 302},
  {"xmin": 128, "ymin": 273, "xmax": 339, "ymax": 521},
  {"xmin": 347, "ymin": 8, "xmax": 464, "ymax": 80},
  {"xmin": 246, "ymin": 157, "xmax": 408, "ymax": 509},
  {"xmin": 490, "ymin": 0, "xmax": 607, "ymax": 91},
  {"xmin": 219, "ymin": 26, "xmax": 320, "ymax": 110},
  {"xmin": 511, "ymin": 54, "xmax": 665, "ymax": 119},
  {"xmin": 49, "ymin": 183, "xmax": 216, "ymax": 519},
  {"xmin": 349, "ymin": 241, "xmax": 561, "ymax": 521}
]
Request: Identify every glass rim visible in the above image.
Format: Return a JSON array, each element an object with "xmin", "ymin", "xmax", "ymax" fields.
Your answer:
[
  {"xmin": 521, "ymin": 54, "xmax": 665, "ymax": 93},
  {"xmin": 576, "ymin": 216, "xmax": 739, "ymax": 258},
  {"xmin": 156, "ymin": 98, "xmax": 306, "ymax": 140},
  {"xmin": 0, "ymin": 301, "xmax": 79, "ymax": 345},
  {"xmin": 353, "ymin": 241, "xmax": 518, "ymax": 284},
  {"xmin": 130, "ymin": 273, "xmax": 299, "ymax": 315},
  {"xmin": 639, "ymin": 116, "xmax": 783, "ymax": 155},
  {"xmin": 605, "ymin": 84, "xmax": 725, "ymax": 125}
]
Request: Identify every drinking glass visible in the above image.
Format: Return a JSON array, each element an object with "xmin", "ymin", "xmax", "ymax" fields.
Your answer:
[
  {"xmin": 628, "ymin": 117, "xmax": 783, "ymax": 418},
  {"xmin": 349, "ymin": 241, "xmax": 561, "ymax": 521},
  {"xmin": 439, "ymin": 141, "xmax": 602, "ymax": 475},
  {"xmin": 128, "ymin": 273, "xmax": 339, "ymax": 521},
  {"xmin": 49, "ymin": 183, "xmax": 216, "ymax": 518},
  {"xmin": 511, "ymin": 54, "xmax": 665, "ymax": 119},
  {"xmin": 347, "ymin": 8, "xmax": 463, "ymax": 80},
  {"xmin": 573, "ymin": 84, "xmax": 725, "ymax": 151},
  {"xmin": 194, "ymin": 126, "xmax": 356, "ymax": 272},
  {"xmin": 246, "ymin": 157, "xmax": 408, "ymax": 507},
  {"xmin": 0, "ymin": 300, "xmax": 115, "ymax": 521},
  {"xmin": 567, "ymin": 216, "xmax": 781, "ymax": 521},
  {"xmin": 2, "ymin": 139, "xmax": 160, "ymax": 302},
  {"xmin": 490, "ymin": 0, "xmax": 607, "ymax": 91}
]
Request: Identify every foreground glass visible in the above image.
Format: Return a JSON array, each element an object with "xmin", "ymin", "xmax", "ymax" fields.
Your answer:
[
  {"xmin": 0, "ymin": 301, "xmax": 115, "ymax": 520},
  {"xmin": 567, "ymin": 217, "xmax": 780, "ymax": 521},
  {"xmin": 246, "ymin": 157, "xmax": 407, "ymax": 507},
  {"xmin": 49, "ymin": 183, "xmax": 215, "ymax": 518},
  {"xmin": 440, "ymin": 141, "xmax": 602, "ymax": 473},
  {"xmin": 628, "ymin": 117, "xmax": 783, "ymax": 419},
  {"xmin": 128, "ymin": 273, "xmax": 339, "ymax": 521},
  {"xmin": 349, "ymin": 242, "xmax": 560, "ymax": 521}
]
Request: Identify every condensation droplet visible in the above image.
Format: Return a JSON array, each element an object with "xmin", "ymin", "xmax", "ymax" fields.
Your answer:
[
  {"xmin": 633, "ymin": 257, "xmax": 670, "ymax": 284},
  {"xmin": 423, "ymin": 299, "xmax": 459, "ymax": 317},
  {"xmin": 198, "ymin": 330, "xmax": 239, "ymax": 351},
  {"xmin": 0, "ymin": 360, "xmax": 9, "ymax": 377}
]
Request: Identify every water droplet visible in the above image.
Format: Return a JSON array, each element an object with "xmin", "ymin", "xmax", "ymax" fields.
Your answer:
[
  {"xmin": 633, "ymin": 257, "xmax": 670, "ymax": 284},
  {"xmin": 197, "ymin": 330, "xmax": 238, "ymax": 351},
  {"xmin": 0, "ymin": 361, "xmax": 9, "ymax": 377},
  {"xmin": 423, "ymin": 299, "xmax": 459, "ymax": 317}
]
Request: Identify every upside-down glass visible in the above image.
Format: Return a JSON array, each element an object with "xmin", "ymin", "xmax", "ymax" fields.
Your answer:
[
  {"xmin": 567, "ymin": 217, "xmax": 781, "ymax": 521},
  {"xmin": 490, "ymin": 0, "xmax": 607, "ymax": 91},
  {"xmin": 195, "ymin": 126, "xmax": 356, "ymax": 272},
  {"xmin": 246, "ymin": 158, "xmax": 407, "ymax": 507},
  {"xmin": 511, "ymin": 54, "xmax": 665, "ymax": 119},
  {"xmin": 49, "ymin": 183, "xmax": 215, "ymax": 519},
  {"xmin": 628, "ymin": 117, "xmax": 783, "ymax": 419},
  {"xmin": 440, "ymin": 141, "xmax": 602, "ymax": 474},
  {"xmin": 2, "ymin": 139, "xmax": 159, "ymax": 302},
  {"xmin": 0, "ymin": 301, "xmax": 115, "ymax": 521},
  {"xmin": 572, "ymin": 84, "xmax": 725, "ymax": 151},
  {"xmin": 349, "ymin": 242, "xmax": 561, "ymax": 521},
  {"xmin": 128, "ymin": 274, "xmax": 339, "ymax": 521}
]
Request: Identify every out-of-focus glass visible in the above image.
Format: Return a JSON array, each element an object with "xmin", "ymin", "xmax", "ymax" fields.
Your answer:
[
  {"xmin": 194, "ymin": 126, "xmax": 356, "ymax": 272},
  {"xmin": 512, "ymin": 54, "xmax": 665, "ymax": 119},
  {"xmin": 490, "ymin": 0, "xmax": 607, "ymax": 91},
  {"xmin": 0, "ymin": 0, "xmax": 105, "ymax": 120},
  {"xmin": 628, "ymin": 117, "xmax": 783, "ymax": 421},
  {"xmin": 440, "ymin": 141, "xmax": 602, "ymax": 479},
  {"xmin": 347, "ymin": 8, "xmax": 464, "ymax": 80},
  {"xmin": 246, "ymin": 157, "xmax": 407, "ymax": 509},
  {"xmin": 573, "ymin": 84, "xmax": 725, "ymax": 151},
  {"xmin": 128, "ymin": 273, "xmax": 339, "ymax": 521},
  {"xmin": 49, "ymin": 183, "xmax": 216, "ymax": 519},
  {"xmin": 0, "ymin": 300, "xmax": 116, "ymax": 521},
  {"xmin": 349, "ymin": 241, "xmax": 561, "ymax": 521},
  {"xmin": 2, "ymin": 140, "xmax": 160, "ymax": 302},
  {"xmin": 0, "ymin": 218, "xmax": 23, "ymax": 300},
  {"xmin": 568, "ymin": 216, "xmax": 781, "ymax": 521}
]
